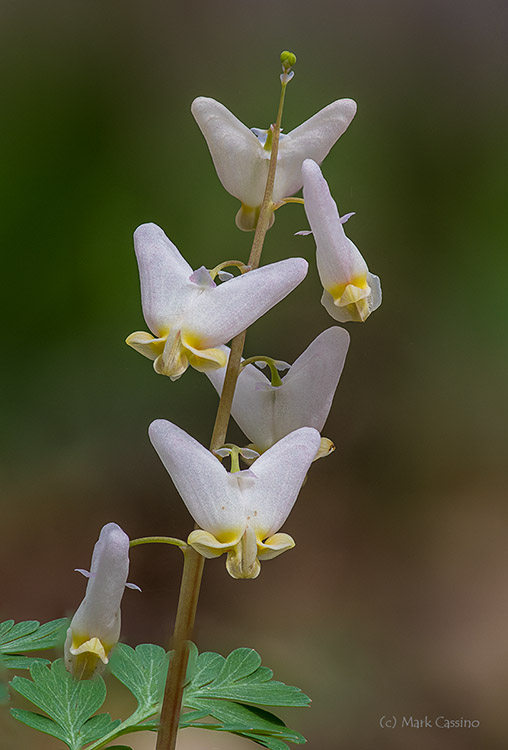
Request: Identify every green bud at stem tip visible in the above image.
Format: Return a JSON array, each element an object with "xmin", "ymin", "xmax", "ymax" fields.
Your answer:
[{"xmin": 280, "ymin": 50, "xmax": 297, "ymax": 70}]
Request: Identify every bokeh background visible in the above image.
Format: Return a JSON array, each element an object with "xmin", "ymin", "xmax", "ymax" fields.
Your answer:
[{"xmin": 1, "ymin": 0, "xmax": 508, "ymax": 748}]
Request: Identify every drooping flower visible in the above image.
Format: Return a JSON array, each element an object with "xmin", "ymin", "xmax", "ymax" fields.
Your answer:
[
  {"xmin": 64, "ymin": 523, "xmax": 137, "ymax": 679},
  {"xmin": 126, "ymin": 223, "xmax": 308, "ymax": 380},
  {"xmin": 149, "ymin": 420, "xmax": 321, "ymax": 579},
  {"xmin": 191, "ymin": 96, "xmax": 357, "ymax": 230},
  {"xmin": 301, "ymin": 159, "xmax": 382, "ymax": 322},
  {"xmin": 206, "ymin": 327, "xmax": 350, "ymax": 459}
]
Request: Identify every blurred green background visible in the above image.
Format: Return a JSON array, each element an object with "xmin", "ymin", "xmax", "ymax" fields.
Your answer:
[{"xmin": 1, "ymin": 0, "xmax": 508, "ymax": 748}]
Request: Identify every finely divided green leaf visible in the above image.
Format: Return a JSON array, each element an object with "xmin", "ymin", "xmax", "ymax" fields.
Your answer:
[
  {"xmin": 80, "ymin": 713, "xmax": 120, "ymax": 744},
  {"xmin": 0, "ymin": 621, "xmax": 15, "ymax": 640},
  {"xmin": 241, "ymin": 733, "xmax": 295, "ymax": 750},
  {"xmin": 0, "ymin": 656, "xmax": 8, "ymax": 704},
  {"xmin": 182, "ymin": 646, "xmax": 309, "ymax": 748},
  {"xmin": 109, "ymin": 643, "xmax": 170, "ymax": 712},
  {"xmin": 10, "ymin": 659, "xmax": 118, "ymax": 750},
  {"xmin": 0, "ymin": 618, "xmax": 69, "ymax": 655},
  {"xmin": 184, "ymin": 647, "xmax": 310, "ymax": 707},
  {"xmin": 183, "ymin": 699, "xmax": 305, "ymax": 743},
  {"xmin": 2, "ymin": 654, "xmax": 50, "ymax": 669},
  {"xmin": 188, "ymin": 650, "xmax": 224, "ymax": 688},
  {"xmin": 9, "ymin": 708, "xmax": 68, "ymax": 742}
]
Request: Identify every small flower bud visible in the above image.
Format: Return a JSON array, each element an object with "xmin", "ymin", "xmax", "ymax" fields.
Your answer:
[
  {"xmin": 64, "ymin": 523, "xmax": 134, "ymax": 680},
  {"xmin": 280, "ymin": 50, "xmax": 297, "ymax": 70}
]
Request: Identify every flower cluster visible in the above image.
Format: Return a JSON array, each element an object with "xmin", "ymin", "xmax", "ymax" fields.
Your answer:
[
  {"xmin": 122, "ymin": 84, "xmax": 381, "ymax": 579},
  {"xmin": 62, "ymin": 56, "xmax": 382, "ymax": 689}
]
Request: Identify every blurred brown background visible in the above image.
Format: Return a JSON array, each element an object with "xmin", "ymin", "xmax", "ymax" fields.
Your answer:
[{"xmin": 1, "ymin": 0, "xmax": 508, "ymax": 748}]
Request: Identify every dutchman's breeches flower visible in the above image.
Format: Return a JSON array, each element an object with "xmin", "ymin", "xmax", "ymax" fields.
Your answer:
[
  {"xmin": 64, "ymin": 523, "xmax": 136, "ymax": 679},
  {"xmin": 301, "ymin": 159, "xmax": 382, "ymax": 322},
  {"xmin": 206, "ymin": 327, "xmax": 350, "ymax": 459},
  {"xmin": 149, "ymin": 420, "xmax": 321, "ymax": 579},
  {"xmin": 126, "ymin": 223, "xmax": 308, "ymax": 380},
  {"xmin": 191, "ymin": 96, "xmax": 357, "ymax": 230}
]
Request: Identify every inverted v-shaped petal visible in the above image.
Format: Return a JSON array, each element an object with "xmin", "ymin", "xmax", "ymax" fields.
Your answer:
[
  {"xmin": 184, "ymin": 258, "xmax": 308, "ymax": 348},
  {"xmin": 275, "ymin": 99, "xmax": 357, "ymax": 201},
  {"xmin": 241, "ymin": 427, "xmax": 321, "ymax": 538},
  {"xmin": 207, "ymin": 329, "xmax": 349, "ymax": 451},
  {"xmin": 278, "ymin": 326, "xmax": 350, "ymax": 436},
  {"xmin": 206, "ymin": 347, "xmax": 277, "ymax": 452},
  {"xmin": 133, "ymin": 223, "xmax": 196, "ymax": 337},
  {"xmin": 148, "ymin": 419, "xmax": 244, "ymax": 540},
  {"xmin": 191, "ymin": 97, "xmax": 269, "ymax": 207}
]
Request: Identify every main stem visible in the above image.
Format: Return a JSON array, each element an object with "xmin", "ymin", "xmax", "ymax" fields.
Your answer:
[{"xmin": 156, "ymin": 77, "xmax": 289, "ymax": 750}]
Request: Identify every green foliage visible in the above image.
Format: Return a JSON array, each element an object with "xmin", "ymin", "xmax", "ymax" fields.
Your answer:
[
  {"xmin": 184, "ymin": 647, "xmax": 310, "ymax": 706},
  {"xmin": 181, "ymin": 647, "xmax": 310, "ymax": 748},
  {"xmin": 0, "ymin": 618, "xmax": 68, "ymax": 669},
  {"xmin": 0, "ymin": 655, "xmax": 8, "ymax": 704},
  {"xmin": 108, "ymin": 642, "xmax": 169, "ymax": 715},
  {"xmin": 10, "ymin": 660, "xmax": 119, "ymax": 750},
  {"xmin": 8, "ymin": 641, "xmax": 309, "ymax": 750}
]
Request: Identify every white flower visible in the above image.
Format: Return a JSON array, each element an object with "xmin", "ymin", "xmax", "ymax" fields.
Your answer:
[
  {"xmin": 148, "ymin": 420, "xmax": 321, "ymax": 579},
  {"xmin": 206, "ymin": 327, "xmax": 349, "ymax": 458},
  {"xmin": 191, "ymin": 96, "xmax": 357, "ymax": 230},
  {"xmin": 301, "ymin": 159, "xmax": 382, "ymax": 322},
  {"xmin": 126, "ymin": 223, "xmax": 308, "ymax": 380},
  {"xmin": 64, "ymin": 523, "xmax": 136, "ymax": 679}
]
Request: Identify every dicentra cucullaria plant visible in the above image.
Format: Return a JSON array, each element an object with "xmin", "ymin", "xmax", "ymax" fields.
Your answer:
[{"xmin": 2, "ymin": 51, "xmax": 381, "ymax": 750}]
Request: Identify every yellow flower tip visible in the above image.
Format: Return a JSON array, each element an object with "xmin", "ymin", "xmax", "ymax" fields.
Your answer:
[
  {"xmin": 189, "ymin": 527, "xmax": 296, "ymax": 578},
  {"xmin": 70, "ymin": 636, "xmax": 109, "ymax": 664},
  {"xmin": 280, "ymin": 50, "xmax": 297, "ymax": 70},
  {"xmin": 314, "ymin": 437, "xmax": 335, "ymax": 461},
  {"xmin": 327, "ymin": 279, "xmax": 373, "ymax": 322},
  {"xmin": 154, "ymin": 351, "xmax": 189, "ymax": 380},
  {"xmin": 257, "ymin": 533, "xmax": 295, "ymax": 561},
  {"xmin": 354, "ymin": 298, "xmax": 371, "ymax": 322},
  {"xmin": 187, "ymin": 529, "xmax": 241, "ymax": 559},
  {"xmin": 190, "ymin": 527, "xmax": 266, "ymax": 579},
  {"xmin": 235, "ymin": 204, "xmax": 275, "ymax": 232},
  {"xmin": 226, "ymin": 551, "xmax": 261, "ymax": 579},
  {"xmin": 126, "ymin": 330, "xmax": 166, "ymax": 359},
  {"xmin": 334, "ymin": 282, "xmax": 370, "ymax": 308},
  {"xmin": 185, "ymin": 344, "xmax": 228, "ymax": 372},
  {"xmin": 69, "ymin": 636, "xmax": 111, "ymax": 678}
]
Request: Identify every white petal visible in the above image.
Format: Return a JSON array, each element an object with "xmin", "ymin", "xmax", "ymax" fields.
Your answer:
[
  {"xmin": 302, "ymin": 159, "xmax": 368, "ymax": 288},
  {"xmin": 184, "ymin": 258, "xmax": 308, "ymax": 348},
  {"xmin": 133, "ymin": 223, "xmax": 197, "ymax": 337},
  {"xmin": 148, "ymin": 420, "xmax": 244, "ymax": 541},
  {"xmin": 274, "ymin": 99, "xmax": 357, "ymax": 201},
  {"xmin": 241, "ymin": 427, "xmax": 321, "ymax": 538},
  {"xmin": 191, "ymin": 97, "xmax": 269, "ymax": 207},
  {"xmin": 207, "ymin": 329, "xmax": 349, "ymax": 451},
  {"xmin": 206, "ymin": 346, "xmax": 277, "ymax": 452},
  {"xmin": 276, "ymin": 327, "xmax": 349, "ymax": 437}
]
